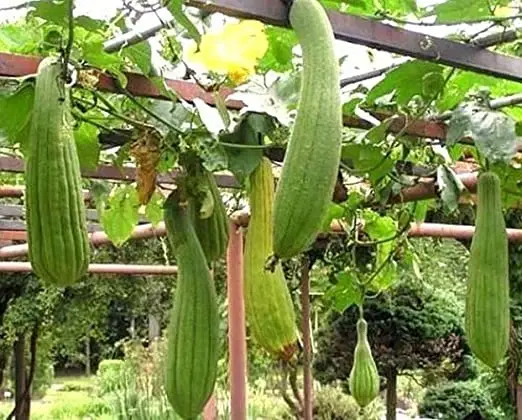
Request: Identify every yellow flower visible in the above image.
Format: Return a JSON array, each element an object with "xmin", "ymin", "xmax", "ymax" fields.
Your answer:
[{"xmin": 185, "ymin": 20, "xmax": 269, "ymax": 85}]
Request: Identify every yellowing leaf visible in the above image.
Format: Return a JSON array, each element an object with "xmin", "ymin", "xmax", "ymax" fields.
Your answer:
[
  {"xmin": 185, "ymin": 20, "xmax": 268, "ymax": 85},
  {"xmin": 494, "ymin": 6, "xmax": 512, "ymax": 17}
]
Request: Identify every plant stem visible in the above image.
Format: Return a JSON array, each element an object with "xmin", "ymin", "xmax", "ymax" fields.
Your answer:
[{"xmin": 62, "ymin": 0, "xmax": 75, "ymax": 82}]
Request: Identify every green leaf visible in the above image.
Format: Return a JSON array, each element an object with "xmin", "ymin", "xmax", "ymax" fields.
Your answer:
[
  {"xmin": 362, "ymin": 209, "xmax": 398, "ymax": 291},
  {"xmin": 321, "ymin": 0, "xmax": 377, "ymax": 16},
  {"xmin": 321, "ymin": 202, "xmax": 345, "ymax": 232},
  {"xmin": 82, "ymin": 39, "xmax": 127, "ymax": 87},
  {"xmin": 365, "ymin": 118, "xmax": 395, "ymax": 144},
  {"xmin": 436, "ymin": 165, "xmax": 466, "ymax": 213},
  {"xmin": 342, "ymin": 144, "xmax": 395, "ymax": 183},
  {"xmin": 198, "ymin": 136, "xmax": 228, "ymax": 173},
  {"xmin": 74, "ymin": 123, "xmax": 100, "ymax": 171},
  {"xmin": 75, "ymin": 15, "xmax": 106, "ymax": 32},
  {"xmin": 100, "ymin": 185, "xmax": 140, "ymax": 246},
  {"xmin": 490, "ymin": 162, "xmax": 522, "ymax": 208},
  {"xmin": 123, "ymin": 42, "xmax": 152, "ymax": 76},
  {"xmin": 413, "ymin": 199, "xmax": 431, "ymax": 223},
  {"xmin": 325, "ymin": 271, "xmax": 363, "ymax": 313},
  {"xmin": 0, "ymin": 23, "xmax": 41, "ymax": 54},
  {"xmin": 429, "ymin": 0, "xmax": 505, "ymax": 24},
  {"xmin": 437, "ymin": 71, "xmax": 522, "ymax": 111},
  {"xmin": 422, "ymin": 72, "xmax": 445, "ymax": 98},
  {"xmin": 0, "ymin": 82, "xmax": 34, "ymax": 148},
  {"xmin": 342, "ymin": 94, "xmax": 365, "ymax": 115},
  {"xmin": 145, "ymin": 192, "xmax": 164, "ymax": 226},
  {"xmin": 366, "ymin": 60, "xmax": 444, "ymax": 106},
  {"xmin": 163, "ymin": 0, "xmax": 201, "ymax": 43},
  {"xmin": 446, "ymin": 104, "xmax": 517, "ymax": 164},
  {"xmin": 258, "ymin": 26, "xmax": 297, "ymax": 73},
  {"xmin": 31, "ymin": 0, "xmax": 68, "ymax": 26},
  {"xmin": 219, "ymin": 112, "xmax": 275, "ymax": 182}
]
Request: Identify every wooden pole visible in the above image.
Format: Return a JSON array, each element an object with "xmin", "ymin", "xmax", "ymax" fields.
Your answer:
[{"xmin": 226, "ymin": 223, "xmax": 247, "ymax": 420}]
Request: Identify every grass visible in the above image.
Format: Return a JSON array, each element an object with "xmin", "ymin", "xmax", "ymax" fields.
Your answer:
[
  {"xmin": 0, "ymin": 374, "xmax": 292, "ymax": 420},
  {"xmin": 0, "ymin": 375, "xmax": 110, "ymax": 420},
  {"xmin": 0, "ymin": 372, "xmax": 384, "ymax": 419}
]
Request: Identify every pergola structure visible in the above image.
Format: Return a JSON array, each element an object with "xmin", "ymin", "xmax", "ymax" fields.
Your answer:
[{"xmin": 2, "ymin": 0, "xmax": 522, "ymax": 419}]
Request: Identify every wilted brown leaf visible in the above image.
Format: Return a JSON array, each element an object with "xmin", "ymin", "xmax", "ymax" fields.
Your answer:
[{"xmin": 130, "ymin": 128, "xmax": 161, "ymax": 205}]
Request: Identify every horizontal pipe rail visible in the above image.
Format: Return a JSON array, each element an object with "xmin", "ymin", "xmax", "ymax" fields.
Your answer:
[
  {"xmin": 3, "ymin": 217, "xmax": 522, "ymax": 260},
  {"xmin": 0, "ymin": 262, "xmax": 177, "ymax": 275}
]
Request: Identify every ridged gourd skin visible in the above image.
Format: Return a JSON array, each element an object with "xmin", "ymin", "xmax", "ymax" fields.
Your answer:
[
  {"xmin": 272, "ymin": 0, "xmax": 342, "ymax": 260},
  {"xmin": 164, "ymin": 190, "xmax": 220, "ymax": 419},
  {"xmin": 244, "ymin": 158, "xmax": 298, "ymax": 360},
  {"xmin": 349, "ymin": 318, "xmax": 380, "ymax": 408},
  {"xmin": 189, "ymin": 171, "xmax": 229, "ymax": 265},
  {"xmin": 25, "ymin": 56, "xmax": 90, "ymax": 286},
  {"xmin": 465, "ymin": 171, "xmax": 509, "ymax": 368}
]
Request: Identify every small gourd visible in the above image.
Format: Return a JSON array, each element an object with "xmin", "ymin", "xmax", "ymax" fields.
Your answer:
[{"xmin": 349, "ymin": 317, "xmax": 380, "ymax": 408}]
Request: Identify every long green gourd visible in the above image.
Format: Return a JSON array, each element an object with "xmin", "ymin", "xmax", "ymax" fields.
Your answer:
[
  {"xmin": 273, "ymin": 0, "xmax": 342, "ymax": 260},
  {"xmin": 244, "ymin": 157, "xmax": 298, "ymax": 360},
  {"xmin": 189, "ymin": 170, "xmax": 229, "ymax": 265},
  {"xmin": 465, "ymin": 171, "xmax": 510, "ymax": 368},
  {"xmin": 25, "ymin": 56, "xmax": 90, "ymax": 286},
  {"xmin": 164, "ymin": 190, "xmax": 220, "ymax": 419}
]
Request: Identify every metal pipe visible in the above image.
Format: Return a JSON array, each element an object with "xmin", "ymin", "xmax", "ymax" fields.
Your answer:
[
  {"xmin": 104, "ymin": 18, "xmax": 173, "ymax": 53},
  {"xmin": 340, "ymin": 26, "xmax": 522, "ymax": 88},
  {"xmin": 0, "ymin": 262, "xmax": 178, "ymax": 275},
  {"xmin": 226, "ymin": 223, "xmax": 247, "ymax": 420}
]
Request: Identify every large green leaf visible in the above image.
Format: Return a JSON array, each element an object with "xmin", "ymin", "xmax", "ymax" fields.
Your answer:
[
  {"xmin": 427, "ymin": 0, "xmax": 508, "ymax": 24},
  {"xmin": 446, "ymin": 104, "xmax": 517, "ymax": 164},
  {"xmin": 437, "ymin": 70, "xmax": 522, "ymax": 112},
  {"xmin": 366, "ymin": 60, "xmax": 444, "ymax": 106},
  {"xmin": 0, "ymin": 23, "xmax": 41, "ymax": 54},
  {"xmin": 362, "ymin": 209, "xmax": 398, "ymax": 291},
  {"xmin": 219, "ymin": 112, "xmax": 275, "ymax": 182},
  {"xmin": 74, "ymin": 122, "xmax": 100, "ymax": 171},
  {"xmin": 322, "ymin": 0, "xmax": 417, "ymax": 16},
  {"xmin": 30, "ymin": 0, "xmax": 68, "ymax": 26},
  {"xmin": 325, "ymin": 271, "xmax": 363, "ymax": 313},
  {"xmin": 0, "ymin": 82, "xmax": 34, "ymax": 149},
  {"xmin": 123, "ymin": 42, "xmax": 152, "ymax": 76},
  {"xmin": 100, "ymin": 184, "xmax": 140, "ymax": 246},
  {"xmin": 82, "ymin": 38, "xmax": 127, "ymax": 87},
  {"xmin": 145, "ymin": 192, "xmax": 165, "ymax": 226},
  {"xmin": 342, "ymin": 144, "xmax": 395, "ymax": 183}
]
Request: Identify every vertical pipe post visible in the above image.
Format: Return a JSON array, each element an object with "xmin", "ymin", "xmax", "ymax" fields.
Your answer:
[
  {"xmin": 227, "ymin": 223, "xmax": 247, "ymax": 420},
  {"xmin": 204, "ymin": 267, "xmax": 218, "ymax": 420},
  {"xmin": 203, "ymin": 394, "xmax": 217, "ymax": 420},
  {"xmin": 301, "ymin": 259, "xmax": 313, "ymax": 420}
]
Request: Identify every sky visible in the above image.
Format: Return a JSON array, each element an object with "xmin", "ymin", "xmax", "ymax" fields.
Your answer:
[{"xmin": 0, "ymin": 0, "xmax": 491, "ymax": 88}]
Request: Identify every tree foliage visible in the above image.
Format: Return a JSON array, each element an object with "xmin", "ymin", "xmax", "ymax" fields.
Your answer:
[{"xmin": 314, "ymin": 239, "xmax": 469, "ymax": 385}]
